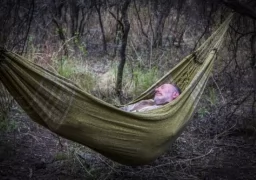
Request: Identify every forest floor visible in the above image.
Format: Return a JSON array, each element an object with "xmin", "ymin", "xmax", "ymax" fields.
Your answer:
[{"xmin": 0, "ymin": 100, "xmax": 256, "ymax": 180}]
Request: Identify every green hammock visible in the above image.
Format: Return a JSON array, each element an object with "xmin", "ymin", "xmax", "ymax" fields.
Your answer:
[{"xmin": 0, "ymin": 15, "xmax": 232, "ymax": 165}]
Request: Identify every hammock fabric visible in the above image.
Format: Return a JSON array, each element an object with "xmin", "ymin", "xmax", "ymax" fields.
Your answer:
[{"xmin": 0, "ymin": 15, "xmax": 232, "ymax": 165}]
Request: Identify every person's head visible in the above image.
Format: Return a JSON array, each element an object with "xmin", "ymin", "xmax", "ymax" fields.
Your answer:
[{"xmin": 154, "ymin": 83, "xmax": 181, "ymax": 105}]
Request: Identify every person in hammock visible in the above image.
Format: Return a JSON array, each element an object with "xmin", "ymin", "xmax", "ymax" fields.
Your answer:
[{"xmin": 121, "ymin": 83, "xmax": 181, "ymax": 112}]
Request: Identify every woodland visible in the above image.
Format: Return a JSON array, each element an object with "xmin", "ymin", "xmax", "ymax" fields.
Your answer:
[{"xmin": 0, "ymin": 0, "xmax": 256, "ymax": 179}]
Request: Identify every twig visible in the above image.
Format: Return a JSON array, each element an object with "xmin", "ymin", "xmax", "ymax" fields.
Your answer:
[
  {"xmin": 211, "ymin": 76, "xmax": 226, "ymax": 103},
  {"xmin": 133, "ymin": 0, "xmax": 148, "ymax": 39},
  {"xmin": 52, "ymin": 36, "xmax": 76, "ymax": 59},
  {"xmin": 22, "ymin": 0, "xmax": 35, "ymax": 54},
  {"xmin": 227, "ymin": 91, "xmax": 253, "ymax": 119},
  {"xmin": 147, "ymin": 148, "xmax": 215, "ymax": 170},
  {"xmin": 97, "ymin": 155, "xmax": 119, "ymax": 174},
  {"xmin": 214, "ymin": 120, "xmax": 238, "ymax": 139},
  {"xmin": 75, "ymin": 153, "xmax": 93, "ymax": 177}
]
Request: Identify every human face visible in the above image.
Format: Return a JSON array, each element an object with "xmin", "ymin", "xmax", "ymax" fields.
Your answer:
[{"xmin": 154, "ymin": 84, "xmax": 176, "ymax": 105}]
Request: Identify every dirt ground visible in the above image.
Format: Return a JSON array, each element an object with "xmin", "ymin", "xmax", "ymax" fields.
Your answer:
[{"xmin": 0, "ymin": 101, "xmax": 256, "ymax": 180}]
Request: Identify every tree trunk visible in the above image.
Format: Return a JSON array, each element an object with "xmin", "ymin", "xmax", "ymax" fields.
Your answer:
[
  {"xmin": 113, "ymin": 7, "xmax": 120, "ymax": 58},
  {"xmin": 252, "ymin": 34, "xmax": 256, "ymax": 92},
  {"xmin": 52, "ymin": 18, "xmax": 69, "ymax": 57},
  {"xmin": 152, "ymin": 1, "xmax": 173, "ymax": 48},
  {"xmin": 254, "ymin": 67, "xmax": 256, "ymax": 96},
  {"xmin": 95, "ymin": 4, "xmax": 107, "ymax": 53},
  {"xmin": 251, "ymin": 29, "xmax": 256, "ymax": 124},
  {"xmin": 22, "ymin": 0, "xmax": 35, "ymax": 54},
  {"xmin": 52, "ymin": 0, "xmax": 68, "ymax": 57},
  {"xmin": 116, "ymin": 0, "xmax": 131, "ymax": 101},
  {"xmin": 153, "ymin": 13, "xmax": 165, "ymax": 48}
]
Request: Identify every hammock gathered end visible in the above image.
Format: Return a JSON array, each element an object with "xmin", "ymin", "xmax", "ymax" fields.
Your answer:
[{"xmin": 0, "ymin": 14, "xmax": 232, "ymax": 165}]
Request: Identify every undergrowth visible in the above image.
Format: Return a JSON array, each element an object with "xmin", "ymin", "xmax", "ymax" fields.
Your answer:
[
  {"xmin": 131, "ymin": 66, "xmax": 160, "ymax": 96},
  {"xmin": 0, "ymin": 84, "xmax": 16, "ymax": 132}
]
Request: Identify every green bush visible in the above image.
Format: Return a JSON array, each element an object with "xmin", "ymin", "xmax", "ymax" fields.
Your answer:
[{"xmin": 71, "ymin": 72, "xmax": 96, "ymax": 92}]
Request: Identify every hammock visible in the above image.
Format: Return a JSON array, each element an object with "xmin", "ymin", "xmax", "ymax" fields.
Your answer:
[{"xmin": 0, "ymin": 14, "xmax": 232, "ymax": 165}]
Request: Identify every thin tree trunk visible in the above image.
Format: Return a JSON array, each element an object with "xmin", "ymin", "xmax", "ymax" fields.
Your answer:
[
  {"xmin": 113, "ymin": 7, "xmax": 120, "ymax": 57},
  {"xmin": 95, "ymin": 3, "xmax": 107, "ymax": 53},
  {"xmin": 133, "ymin": 0, "xmax": 148, "ymax": 39},
  {"xmin": 252, "ymin": 34, "xmax": 256, "ymax": 92},
  {"xmin": 116, "ymin": 0, "xmax": 131, "ymax": 101},
  {"xmin": 108, "ymin": 8, "xmax": 121, "ymax": 58},
  {"xmin": 251, "ymin": 24, "xmax": 256, "ymax": 124},
  {"xmin": 53, "ymin": 18, "xmax": 69, "ymax": 57},
  {"xmin": 152, "ymin": 1, "xmax": 172, "ymax": 48},
  {"xmin": 153, "ymin": 13, "xmax": 165, "ymax": 48},
  {"xmin": 22, "ymin": 0, "xmax": 34, "ymax": 54},
  {"xmin": 52, "ymin": 0, "xmax": 68, "ymax": 57},
  {"xmin": 251, "ymin": 20, "xmax": 256, "ymax": 91}
]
